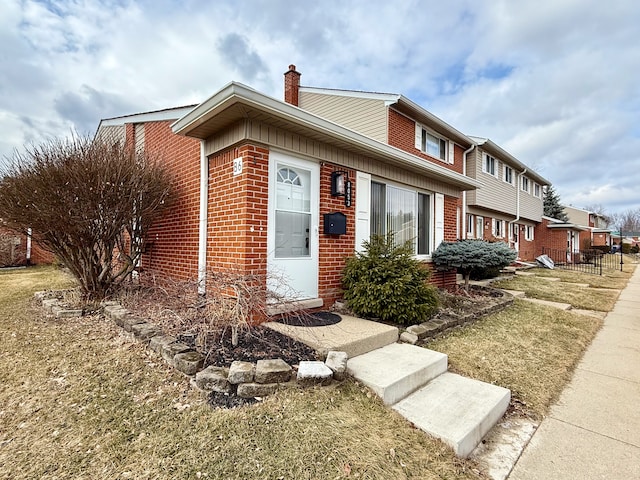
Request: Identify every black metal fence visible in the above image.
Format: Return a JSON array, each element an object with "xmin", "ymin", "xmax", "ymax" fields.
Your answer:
[{"xmin": 540, "ymin": 247, "xmax": 621, "ymax": 275}]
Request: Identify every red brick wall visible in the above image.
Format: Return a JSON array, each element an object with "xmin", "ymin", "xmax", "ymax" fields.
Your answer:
[
  {"xmin": 206, "ymin": 144, "xmax": 269, "ymax": 277},
  {"xmin": 318, "ymin": 164, "xmax": 356, "ymax": 306},
  {"xmin": 388, "ymin": 109, "xmax": 463, "ymax": 174},
  {"xmin": 535, "ymin": 219, "xmax": 570, "ymax": 262},
  {"xmin": 140, "ymin": 121, "xmax": 202, "ymax": 281}
]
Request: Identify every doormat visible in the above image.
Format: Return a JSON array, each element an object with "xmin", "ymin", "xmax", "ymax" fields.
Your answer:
[{"xmin": 278, "ymin": 311, "xmax": 342, "ymax": 327}]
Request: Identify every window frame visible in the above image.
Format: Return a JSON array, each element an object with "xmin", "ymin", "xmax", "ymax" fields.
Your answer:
[
  {"xmin": 503, "ymin": 164, "xmax": 514, "ymax": 186},
  {"xmin": 370, "ymin": 179, "xmax": 433, "ymax": 258},
  {"xmin": 419, "ymin": 127, "xmax": 448, "ymax": 163},
  {"xmin": 466, "ymin": 213, "xmax": 474, "ymax": 237},
  {"xmin": 521, "ymin": 175, "xmax": 531, "ymax": 193},
  {"xmin": 482, "ymin": 154, "xmax": 497, "ymax": 177},
  {"xmin": 533, "ymin": 183, "xmax": 541, "ymax": 198},
  {"xmin": 493, "ymin": 218, "xmax": 504, "ymax": 238},
  {"xmin": 525, "ymin": 225, "xmax": 535, "ymax": 241}
]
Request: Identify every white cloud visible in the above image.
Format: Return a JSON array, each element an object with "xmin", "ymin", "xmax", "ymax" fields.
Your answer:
[{"xmin": 0, "ymin": 0, "xmax": 638, "ymax": 215}]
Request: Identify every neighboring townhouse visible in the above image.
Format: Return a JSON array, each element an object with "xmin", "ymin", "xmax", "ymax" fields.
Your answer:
[
  {"xmin": 0, "ymin": 224, "xmax": 55, "ymax": 267},
  {"xmin": 465, "ymin": 137, "xmax": 550, "ymax": 261},
  {"xmin": 287, "ymin": 66, "xmax": 549, "ymax": 262},
  {"xmin": 96, "ymin": 69, "xmax": 479, "ymax": 315},
  {"xmin": 536, "ymin": 215, "xmax": 589, "ymax": 264},
  {"xmin": 564, "ymin": 205, "xmax": 612, "ymax": 247}
]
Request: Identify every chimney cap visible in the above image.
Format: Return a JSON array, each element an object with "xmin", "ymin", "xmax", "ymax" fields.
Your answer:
[{"xmin": 286, "ymin": 64, "xmax": 300, "ymax": 74}]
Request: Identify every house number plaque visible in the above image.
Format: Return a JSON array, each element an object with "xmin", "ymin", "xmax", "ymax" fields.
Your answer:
[{"xmin": 232, "ymin": 157, "xmax": 243, "ymax": 176}]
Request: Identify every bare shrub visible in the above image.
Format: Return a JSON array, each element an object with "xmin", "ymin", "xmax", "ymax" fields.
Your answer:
[{"xmin": 0, "ymin": 133, "xmax": 173, "ymax": 300}]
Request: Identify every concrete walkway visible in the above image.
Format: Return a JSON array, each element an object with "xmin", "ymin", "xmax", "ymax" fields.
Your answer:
[{"xmin": 509, "ymin": 266, "xmax": 640, "ymax": 480}]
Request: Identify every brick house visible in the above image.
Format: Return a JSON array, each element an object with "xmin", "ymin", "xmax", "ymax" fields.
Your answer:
[
  {"xmin": 96, "ymin": 69, "xmax": 479, "ymax": 313},
  {"xmin": 464, "ymin": 137, "xmax": 549, "ymax": 261},
  {"xmin": 287, "ymin": 66, "xmax": 549, "ymax": 262},
  {"xmin": 0, "ymin": 224, "xmax": 55, "ymax": 267},
  {"xmin": 563, "ymin": 205, "xmax": 612, "ymax": 248}
]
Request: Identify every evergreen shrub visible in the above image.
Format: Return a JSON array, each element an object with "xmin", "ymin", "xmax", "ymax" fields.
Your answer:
[{"xmin": 342, "ymin": 233, "xmax": 439, "ymax": 325}]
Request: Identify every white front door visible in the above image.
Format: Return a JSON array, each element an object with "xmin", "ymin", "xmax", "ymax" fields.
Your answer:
[
  {"xmin": 267, "ymin": 152, "xmax": 319, "ymax": 301},
  {"xmin": 476, "ymin": 216, "xmax": 484, "ymax": 240}
]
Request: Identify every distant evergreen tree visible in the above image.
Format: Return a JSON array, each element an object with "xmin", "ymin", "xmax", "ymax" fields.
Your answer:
[{"xmin": 543, "ymin": 186, "xmax": 569, "ymax": 222}]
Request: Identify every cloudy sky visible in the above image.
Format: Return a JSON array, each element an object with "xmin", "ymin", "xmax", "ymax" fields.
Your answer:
[{"xmin": 1, "ymin": 0, "xmax": 639, "ymax": 215}]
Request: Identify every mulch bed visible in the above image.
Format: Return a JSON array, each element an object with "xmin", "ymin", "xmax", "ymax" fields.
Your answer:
[{"xmin": 182, "ymin": 325, "xmax": 319, "ymax": 369}]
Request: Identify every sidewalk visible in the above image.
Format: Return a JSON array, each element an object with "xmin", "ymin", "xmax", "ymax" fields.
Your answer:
[{"xmin": 509, "ymin": 266, "xmax": 640, "ymax": 479}]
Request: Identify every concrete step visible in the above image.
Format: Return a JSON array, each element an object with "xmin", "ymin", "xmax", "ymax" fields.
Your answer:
[
  {"xmin": 347, "ymin": 343, "xmax": 447, "ymax": 405},
  {"xmin": 265, "ymin": 314, "xmax": 398, "ymax": 358},
  {"xmin": 393, "ymin": 372, "xmax": 511, "ymax": 458},
  {"xmin": 501, "ymin": 289, "xmax": 526, "ymax": 298}
]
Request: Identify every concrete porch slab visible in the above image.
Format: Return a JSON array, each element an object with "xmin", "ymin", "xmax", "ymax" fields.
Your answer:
[
  {"xmin": 346, "ymin": 343, "xmax": 447, "ymax": 405},
  {"xmin": 264, "ymin": 314, "xmax": 398, "ymax": 358},
  {"xmin": 393, "ymin": 372, "xmax": 510, "ymax": 458}
]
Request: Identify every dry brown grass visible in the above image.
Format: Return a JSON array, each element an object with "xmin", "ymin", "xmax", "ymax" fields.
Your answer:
[
  {"xmin": 492, "ymin": 267, "xmax": 631, "ymax": 311},
  {"xmin": 427, "ymin": 299, "xmax": 601, "ymax": 420},
  {"xmin": 0, "ymin": 266, "xmax": 481, "ymax": 480},
  {"xmin": 527, "ymin": 262, "xmax": 634, "ymax": 289}
]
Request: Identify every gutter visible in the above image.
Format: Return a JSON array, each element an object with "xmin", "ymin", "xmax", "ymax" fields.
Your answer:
[
  {"xmin": 197, "ymin": 140, "xmax": 208, "ymax": 295},
  {"xmin": 172, "ymin": 82, "xmax": 480, "ymax": 192}
]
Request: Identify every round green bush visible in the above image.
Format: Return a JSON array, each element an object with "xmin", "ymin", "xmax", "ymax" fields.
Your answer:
[{"xmin": 342, "ymin": 233, "xmax": 439, "ymax": 325}]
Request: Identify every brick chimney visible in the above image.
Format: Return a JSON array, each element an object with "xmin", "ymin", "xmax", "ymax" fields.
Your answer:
[{"xmin": 284, "ymin": 64, "xmax": 301, "ymax": 106}]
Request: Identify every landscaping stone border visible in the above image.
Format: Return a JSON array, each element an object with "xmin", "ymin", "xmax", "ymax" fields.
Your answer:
[
  {"xmin": 401, "ymin": 286, "xmax": 514, "ymax": 344},
  {"xmin": 33, "ymin": 292, "xmax": 348, "ymax": 401}
]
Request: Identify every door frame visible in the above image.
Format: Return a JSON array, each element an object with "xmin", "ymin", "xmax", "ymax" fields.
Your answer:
[{"xmin": 266, "ymin": 150, "xmax": 319, "ymax": 301}]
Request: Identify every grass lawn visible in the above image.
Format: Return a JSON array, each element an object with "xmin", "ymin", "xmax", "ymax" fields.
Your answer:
[
  {"xmin": 0, "ymin": 263, "xmax": 633, "ymax": 478},
  {"xmin": 427, "ymin": 300, "xmax": 601, "ymax": 419},
  {"xmin": 0, "ymin": 266, "xmax": 479, "ymax": 480},
  {"xmin": 492, "ymin": 264, "xmax": 634, "ymax": 311}
]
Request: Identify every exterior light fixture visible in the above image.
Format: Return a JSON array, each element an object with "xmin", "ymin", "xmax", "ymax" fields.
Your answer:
[{"xmin": 331, "ymin": 171, "xmax": 348, "ymax": 196}]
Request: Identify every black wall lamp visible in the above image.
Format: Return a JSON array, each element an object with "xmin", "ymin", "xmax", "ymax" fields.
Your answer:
[
  {"xmin": 331, "ymin": 170, "xmax": 348, "ymax": 196},
  {"xmin": 331, "ymin": 170, "xmax": 352, "ymax": 207}
]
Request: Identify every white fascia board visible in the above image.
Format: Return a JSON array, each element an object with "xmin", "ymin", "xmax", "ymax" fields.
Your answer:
[
  {"xmin": 298, "ymin": 86, "xmax": 400, "ymax": 104},
  {"xmin": 172, "ymin": 82, "xmax": 480, "ymax": 191},
  {"xmin": 99, "ymin": 106, "xmax": 197, "ymax": 127}
]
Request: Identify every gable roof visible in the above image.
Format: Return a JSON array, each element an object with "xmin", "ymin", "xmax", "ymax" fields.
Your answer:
[
  {"xmin": 172, "ymin": 82, "xmax": 480, "ymax": 191},
  {"xmin": 299, "ymin": 86, "xmax": 474, "ymax": 147},
  {"xmin": 470, "ymin": 136, "xmax": 550, "ymax": 186}
]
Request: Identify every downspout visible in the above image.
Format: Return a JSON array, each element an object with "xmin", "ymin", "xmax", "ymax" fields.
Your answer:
[
  {"xmin": 197, "ymin": 140, "xmax": 209, "ymax": 296},
  {"xmin": 512, "ymin": 168, "xmax": 527, "ymax": 253},
  {"xmin": 26, "ymin": 228, "xmax": 32, "ymax": 266},
  {"xmin": 461, "ymin": 143, "xmax": 476, "ymax": 239}
]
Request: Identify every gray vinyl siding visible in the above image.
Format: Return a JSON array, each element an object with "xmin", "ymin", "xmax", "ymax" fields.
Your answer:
[
  {"xmin": 564, "ymin": 206, "xmax": 590, "ymax": 225},
  {"xmin": 95, "ymin": 125, "xmax": 125, "ymax": 145},
  {"xmin": 203, "ymin": 119, "xmax": 462, "ymax": 198},
  {"xmin": 298, "ymin": 91, "xmax": 388, "ymax": 143},
  {"xmin": 467, "ymin": 148, "xmax": 543, "ymax": 222}
]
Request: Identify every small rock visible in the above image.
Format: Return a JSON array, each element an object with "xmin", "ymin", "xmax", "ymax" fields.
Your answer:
[
  {"xmin": 325, "ymin": 351, "xmax": 348, "ymax": 380},
  {"xmin": 237, "ymin": 382, "xmax": 278, "ymax": 398},
  {"xmin": 130, "ymin": 322, "xmax": 162, "ymax": 342},
  {"xmin": 53, "ymin": 307, "xmax": 83, "ymax": 318},
  {"xmin": 174, "ymin": 351, "xmax": 205, "ymax": 376},
  {"xmin": 400, "ymin": 331, "xmax": 419, "ymax": 345},
  {"xmin": 42, "ymin": 298, "xmax": 59, "ymax": 312},
  {"xmin": 406, "ymin": 324, "xmax": 428, "ymax": 339},
  {"xmin": 228, "ymin": 361, "xmax": 255, "ymax": 384},
  {"xmin": 297, "ymin": 361, "xmax": 333, "ymax": 386},
  {"xmin": 149, "ymin": 335, "xmax": 177, "ymax": 355},
  {"xmin": 121, "ymin": 315, "xmax": 145, "ymax": 332},
  {"xmin": 255, "ymin": 359, "xmax": 292, "ymax": 384},
  {"xmin": 161, "ymin": 342, "xmax": 192, "ymax": 367},
  {"xmin": 195, "ymin": 366, "xmax": 231, "ymax": 393}
]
